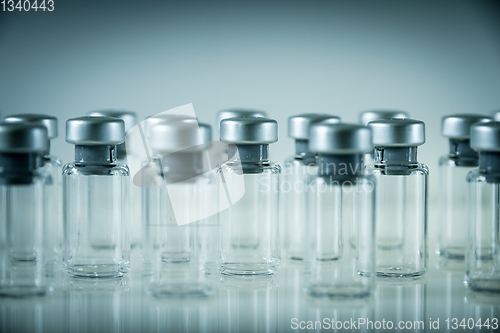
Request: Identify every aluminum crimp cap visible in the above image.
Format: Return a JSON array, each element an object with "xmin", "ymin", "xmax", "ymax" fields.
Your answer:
[
  {"xmin": 471, "ymin": 121, "xmax": 500, "ymax": 152},
  {"xmin": 491, "ymin": 110, "xmax": 500, "ymax": 121},
  {"xmin": 309, "ymin": 123, "xmax": 372, "ymax": 154},
  {"xmin": 87, "ymin": 110, "xmax": 137, "ymax": 133},
  {"xmin": 368, "ymin": 118, "xmax": 425, "ymax": 147},
  {"xmin": 217, "ymin": 109, "xmax": 267, "ymax": 128},
  {"xmin": 66, "ymin": 116, "xmax": 125, "ymax": 145},
  {"xmin": 359, "ymin": 110, "xmax": 410, "ymax": 126},
  {"xmin": 3, "ymin": 113, "xmax": 58, "ymax": 139},
  {"xmin": 199, "ymin": 122, "xmax": 212, "ymax": 143},
  {"xmin": 288, "ymin": 113, "xmax": 341, "ymax": 140},
  {"xmin": 0, "ymin": 123, "xmax": 49, "ymax": 153},
  {"xmin": 442, "ymin": 113, "xmax": 492, "ymax": 139},
  {"xmin": 220, "ymin": 117, "xmax": 278, "ymax": 144},
  {"xmin": 150, "ymin": 118, "xmax": 205, "ymax": 152}
]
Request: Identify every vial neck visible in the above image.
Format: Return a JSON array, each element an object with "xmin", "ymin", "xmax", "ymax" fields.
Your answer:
[
  {"xmin": 116, "ymin": 143, "xmax": 127, "ymax": 161},
  {"xmin": 479, "ymin": 152, "xmax": 500, "ymax": 182},
  {"xmin": 374, "ymin": 146, "xmax": 418, "ymax": 165},
  {"xmin": 42, "ymin": 140, "xmax": 51, "ymax": 158},
  {"xmin": 159, "ymin": 151, "xmax": 205, "ymax": 183},
  {"xmin": 317, "ymin": 153, "xmax": 364, "ymax": 179},
  {"xmin": 448, "ymin": 139, "xmax": 478, "ymax": 166},
  {"xmin": 75, "ymin": 145, "xmax": 117, "ymax": 165},
  {"xmin": 229, "ymin": 144, "xmax": 269, "ymax": 163},
  {"xmin": 0, "ymin": 153, "xmax": 39, "ymax": 185},
  {"xmin": 294, "ymin": 139, "xmax": 316, "ymax": 165}
]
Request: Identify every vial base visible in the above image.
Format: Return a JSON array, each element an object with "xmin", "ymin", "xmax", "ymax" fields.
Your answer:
[
  {"xmin": 219, "ymin": 263, "xmax": 279, "ymax": 276},
  {"xmin": 306, "ymin": 283, "xmax": 372, "ymax": 299},
  {"xmin": 161, "ymin": 253, "xmax": 192, "ymax": 263},
  {"xmin": 438, "ymin": 246, "xmax": 465, "ymax": 260},
  {"xmin": 465, "ymin": 277, "xmax": 500, "ymax": 293},
  {"xmin": 149, "ymin": 283, "xmax": 214, "ymax": 298},
  {"xmin": 0, "ymin": 286, "xmax": 49, "ymax": 298},
  {"xmin": 64, "ymin": 263, "xmax": 130, "ymax": 279},
  {"xmin": 376, "ymin": 266, "xmax": 427, "ymax": 278},
  {"xmin": 286, "ymin": 253, "xmax": 304, "ymax": 261}
]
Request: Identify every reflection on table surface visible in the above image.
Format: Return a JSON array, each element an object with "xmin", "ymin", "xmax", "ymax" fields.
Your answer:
[{"xmin": 1, "ymin": 251, "xmax": 499, "ymax": 333}]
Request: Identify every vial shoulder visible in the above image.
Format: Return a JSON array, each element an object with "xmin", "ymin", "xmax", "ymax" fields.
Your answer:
[
  {"xmin": 365, "ymin": 162, "xmax": 429, "ymax": 176},
  {"xmin": 438, "ymin": 155, "xmax": 455, "ymax": 167},
  {"xmin": 43, "ymin": 155, "xmax": 63, "ymax": 167},
  {"xmin": 62, "ymin": 162, "xmax": 130, "ymax": 177},
  {"xmin": 218, "ymin": 161, "xmax": 281, "ymax": 175},
  {"xmin": 466, "ymin": 168, "xmax": 482, "ymax": 183}
]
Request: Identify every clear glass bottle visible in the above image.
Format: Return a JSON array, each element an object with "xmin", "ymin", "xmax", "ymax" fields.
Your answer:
[
  {"xmin": 3, "ymin": 114, "xmax": 63, "ymax": 272},
  {"xmin": 305, "ymin": 123, "xmax": 375, "ymax": 298},
  {"xmin": 466, "ymin": 121, "xmax": 500, "ymax": 292},
  {"xmin": 282, "ymin": 114, "xmax": 340, "ymax": 261},
  {"xmin": 438, "ymin": 114, "xmax": 492, "ymax": 259},
  {"xmin": 88, "ymin": 110, "xmax": 141, "ymax": 250},
  {"xmin": 142, "ymin": 118, "xmax": 214, "ymax": 297},
  {"xmin": 63, "ymin": 116, "xmax": 130, "ymax": 278},
  {"xmin": 365, "ymin": 118, "xmax": 428, "ymax": 277},
  {"xmin": 359, "ymin": 110, "xmax": 410, "ymax": 165},
  {"xmin": 0, "ymin": 123, "xmax": 50, "ymax": 297},
  {"xmin": 218, "ymin": 117, "xmax": 281, "ymax": 275}
]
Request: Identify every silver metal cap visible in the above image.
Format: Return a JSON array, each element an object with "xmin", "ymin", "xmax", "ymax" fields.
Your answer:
[
  {"xmin": 359, "ymin": 110, "xmax": 410, "ymax": 126},
  {"xmin": 220, "ymin": 117, "xmax": 278, "ymax": 144},
  {"xmin": 441, "ymin": 113, "xmax": 492, "ymax": 139},
  {"xmin": 0, "ymin": 123, "xmax": 49, "ymax": 153},
  {"xmin": 288, "ymin": 113, "xmax": 341, "ymax": 140},
  {"xmin": 66, "ymin": 116, "xmax": 125, "ymax": 145},
  {"xmin": 3, "ymin": 113, "xmax": 58, "ymax": 139},
  {"xmin": 87, "ymin": 110, "xmax": 137, "ymax": 133},
  {"xmin": 217, "ymin": 109, "xmax": 267, "ymax": 128},
  {"xmin": 492, "ymin": 110, "xmax": 500, "ymax": 121},
  {"xmin": 368, "ymin": 118, "xmax": 425, "ymax": 147},
  {"xmin": 143, "ymin": 114, "xmax": 195, "ymax": 136},
  {"xmin": 199, "ymin": 122, "xmax": 212, "ymax": 143},
  {"xmin": 309, "ymin": 123, "xmax": 372, "ymax": 154},
  {"xmin": 150, "ymin": 118, "xmax": 204, "ymax": 153},
  {"xmin": 471, "ymin": 122, "xmax": 500, "ymax": 152}
]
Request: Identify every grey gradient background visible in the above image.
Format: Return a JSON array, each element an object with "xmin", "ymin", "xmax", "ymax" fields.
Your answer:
[{"xmin": 1, "ymin": 0, "xmax": 500, "ymax": 206}]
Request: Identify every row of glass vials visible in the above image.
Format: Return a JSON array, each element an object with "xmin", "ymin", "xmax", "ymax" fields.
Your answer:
[{"xmin": 0, "ymin": 109, "xmax": 499, "ymax": 299}]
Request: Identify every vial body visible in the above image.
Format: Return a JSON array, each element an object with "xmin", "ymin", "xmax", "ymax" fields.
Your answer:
[
  {"xmin": 142, "ymin": 157, "xmax": 216, "ymax": 297},
  {"xmin": 40, "ymin": 155, "xmax": 63, "ymax": 268},
  {"xmin": 0, "ymin": 168, "xmax": 49, "ymax": 297},
  {"xmin": 465, "ymin": 169, "xmax": 500, "ymax": 292},
  {"xmin": 366, "ymin": 155, "xmax": 429, "ymax": 277},
  {"xmin": 121, "ymin": 154, "xmax": 142, "ymax": 249},
  {"xmin": 63, "ymin": 162, "xmax": 130, "ymax": 278},
  {"xmin": 305, "ymin": 175, "xmax": 375, "ymax": 298},
  {"xmin": 282, "ymin": 158, "xmax": 316, "ymax": 261},
  {"xmin": 218, "ymin": 160, "xmax": 281, "ymax": 276},
  {"xmin": 437, "ymin": 156, "xmax": 475, "ymax": 259}
]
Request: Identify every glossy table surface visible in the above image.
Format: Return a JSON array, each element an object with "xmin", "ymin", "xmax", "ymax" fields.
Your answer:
[{"xmin": 1, "ymin": 234, "xmax": 499, "ymax": 333}]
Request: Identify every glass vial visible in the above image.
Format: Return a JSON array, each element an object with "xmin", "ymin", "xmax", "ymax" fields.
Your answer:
[
  {"xmin": 365, "ymin": 118, "xmax": 428, "ymax": 277},
  {"xmin": 359, "ymin": 110, "xmax": 410, "ymax": 165},
  {"xmin": 218, "ymin": 117, "xmax": 281, "ymax": 275},
  {"xmin": 88, "ymin": 110, "xmax": 141, "ymax": 249},
  {"xmin": 305, "ymin": 123, "xmax": 375, "ymax": 298},
  {"xmin": 438, "ymin": 114, "xmax": 492, "ymax": 259},
  {"xmin": 466, "ymin": 121, "xmax": 500, "ymax": 292},
  {"xmin": 282, "ymin": 114, "xmax": 340, "ymax": 261},
  {"xmin": 63, "ymin": 116, "xmax": 130, "ymax": 278},
  {"xmin": 142, "ymin": 118, "xmax": 214, "ymax": 297},
  {"xmin": 0, "ymin": 123, "xmax": 50, "ymax": 297},
  {"xmin": 3, "ymin": 114, "xmax": 63, "ymax": 271}
]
